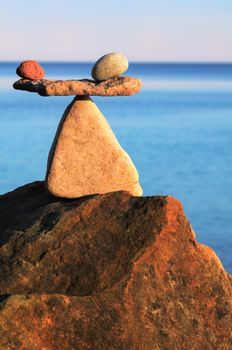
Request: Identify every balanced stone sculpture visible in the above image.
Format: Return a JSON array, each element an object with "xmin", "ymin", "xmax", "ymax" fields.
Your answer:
[{"xmin": 13, "ymin": 54, "xmax": 143, "ymax": 198}]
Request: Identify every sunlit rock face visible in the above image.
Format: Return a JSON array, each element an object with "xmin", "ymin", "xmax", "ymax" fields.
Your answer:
[{"xmin": 0, "ymin": 181, "xmax": 231, "ymax": 350}]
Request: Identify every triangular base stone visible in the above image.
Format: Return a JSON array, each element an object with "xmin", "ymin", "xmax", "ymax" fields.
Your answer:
[{"xmin": 46, "ymin": 96, "xmax": 142, "ymax": 198}]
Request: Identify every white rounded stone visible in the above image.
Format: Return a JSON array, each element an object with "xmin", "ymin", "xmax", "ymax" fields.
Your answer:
[{"xmin": 91, "ymin": 53, "xmax": 129, "ymax": 81}]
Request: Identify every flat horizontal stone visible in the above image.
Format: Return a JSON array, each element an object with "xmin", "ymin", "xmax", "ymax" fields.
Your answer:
[{"xmin": 13, "ymin": 76, "xmax": 141, "ymax": 96}]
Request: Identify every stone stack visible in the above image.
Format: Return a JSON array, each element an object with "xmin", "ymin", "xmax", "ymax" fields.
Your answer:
[{"xmin": 14, "ymin": 54, "xmax": 143, "ymax": 198}]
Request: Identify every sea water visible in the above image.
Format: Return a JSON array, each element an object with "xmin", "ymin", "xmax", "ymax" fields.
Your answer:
[{"xmin": 0, "ymin": 62, "xmax": 232, "ymax": 273}]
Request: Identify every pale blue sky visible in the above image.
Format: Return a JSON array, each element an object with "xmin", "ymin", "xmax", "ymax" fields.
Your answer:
[{"xmin": 1, "ymin": 0, "xmax": 232, "ymax": 62}]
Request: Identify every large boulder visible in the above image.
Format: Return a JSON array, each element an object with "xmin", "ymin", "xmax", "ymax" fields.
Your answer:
[{"xmin": 0, "ymin": 182, "xmax": 231, "ymax": 349}]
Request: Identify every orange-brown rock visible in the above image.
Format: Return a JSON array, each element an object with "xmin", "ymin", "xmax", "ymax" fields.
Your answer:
[
  {"xmin": 13, "ymin": 76, "xmax": 141, "ymax": 96},
  {"xmin": 0, "ymin": 181, "xmax": 231, "ymax": 349},
  {"xmin": 16, "ymin": 60, "xmax": 45, "ymax": 80},
  {"xmin": 46, "ymin": 96, "xmax": 142, "ymax": 198}
]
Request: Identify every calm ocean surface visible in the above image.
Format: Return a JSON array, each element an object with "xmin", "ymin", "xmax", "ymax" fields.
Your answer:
[{"xmin": 0, "ymin": 62, "xmax": 232, "ymax": 272}]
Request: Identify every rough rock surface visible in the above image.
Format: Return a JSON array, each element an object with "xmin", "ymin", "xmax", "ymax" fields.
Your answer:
[
  {"xmin": 16, "ymin": 60, "xmax": 45, "ymax": 80},
  {"xmin": 91, "ymin": 52, "xmax": 129, "ymax": 81},
  {"xmin": 46, "ymin": 96, "xmax": 142, "ymax": 198},
  {"xmin": 0, "ymin": 181, "xmax": 231, "ymax": 350},
  {"xmin": 13, "ymin": 76, "xmax": 141, "ymax": 96}
]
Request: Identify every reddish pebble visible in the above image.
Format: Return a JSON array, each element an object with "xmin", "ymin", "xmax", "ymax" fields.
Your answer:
[{"xmin": 16, "ymin": 60, "xmax": 45, "ymax": 80}]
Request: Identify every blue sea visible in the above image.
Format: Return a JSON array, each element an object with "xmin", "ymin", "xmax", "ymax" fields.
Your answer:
[{"xmin": 0, "ymin": 62, "xmax": 232, "ymax": 273}]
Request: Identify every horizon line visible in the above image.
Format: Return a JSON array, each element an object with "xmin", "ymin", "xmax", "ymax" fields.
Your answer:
[{"xmin": 1, "ymin": 60, "xmax": 232, "ymax": 65}]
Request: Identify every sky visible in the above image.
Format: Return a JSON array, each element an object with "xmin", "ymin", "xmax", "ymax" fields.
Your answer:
[{"xmin": 0, "ymin": 0, "xmax": 232, "ymax": 62}]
